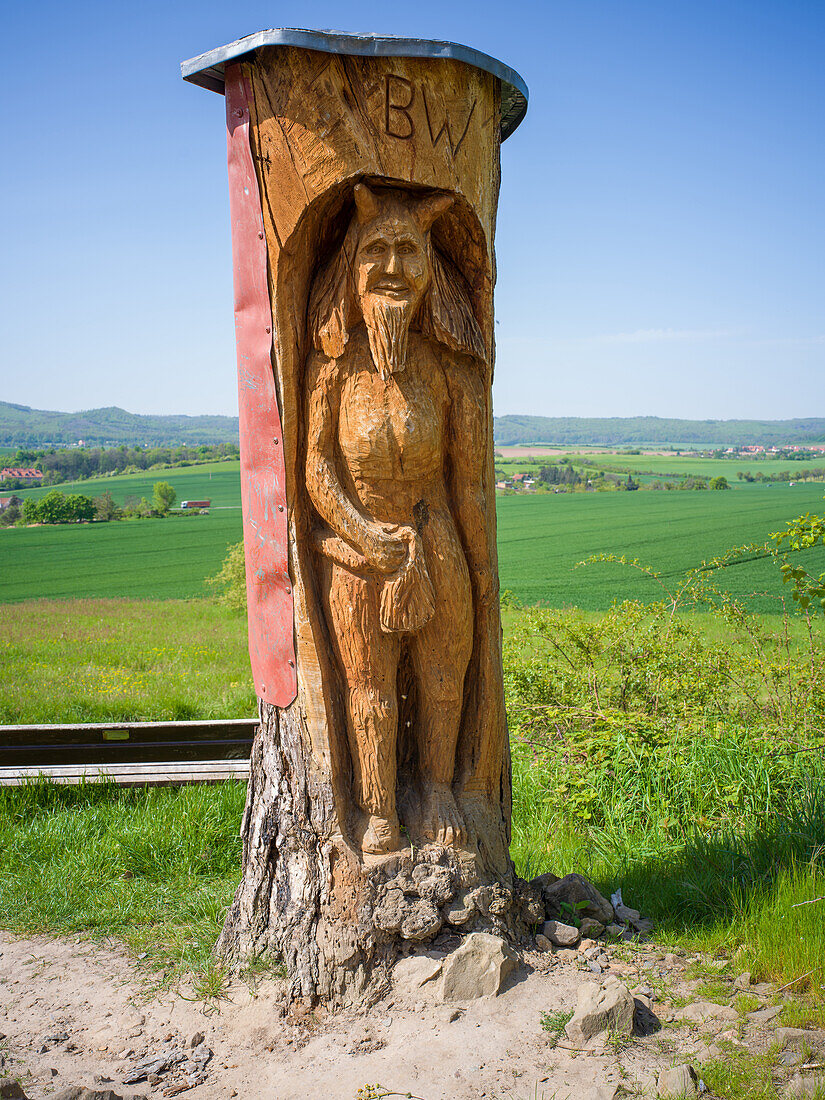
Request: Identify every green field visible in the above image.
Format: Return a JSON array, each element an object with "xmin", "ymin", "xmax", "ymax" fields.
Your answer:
[
  {"xmin": 0, "ymin": 512, "xmax": 242, "ymax": 601},
  {"xmin": 570, "ymin": 453, "xmax": 824, "ymax": 481},
  {"xmin": 3, "ymin": 462, "xmax": 824, "ymax": 610},
  {"xmin": 14, "ymin": 459, "xmax": 243, "ymax": 509},
  {"xmin": 498, "ymin": 480, "xmax": 825, "ymax": 610}
]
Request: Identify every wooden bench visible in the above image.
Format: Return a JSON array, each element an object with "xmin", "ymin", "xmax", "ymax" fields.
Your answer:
[{"xmin": 0, "ymin": 718, "xmax": 256, "ymax": 786}]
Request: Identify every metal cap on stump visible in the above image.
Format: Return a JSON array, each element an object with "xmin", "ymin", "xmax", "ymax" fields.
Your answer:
[{"xmin": 182, "ymin": 28, "xmax": 529, "ymax": 1007}]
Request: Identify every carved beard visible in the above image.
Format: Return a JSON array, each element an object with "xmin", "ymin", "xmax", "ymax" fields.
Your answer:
[{"xmin": 360, "ymin": 293, "xmax": 416, "ymax": 381}]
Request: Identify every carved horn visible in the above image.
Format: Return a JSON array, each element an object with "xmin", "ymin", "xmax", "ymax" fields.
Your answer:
[
  {"xmin": 353, "ymin": 183, "xmax": 382, "ymax": 223},
  {"xmin": 414, "ymin": 192, "xmax": 454, "ymax": 232}
]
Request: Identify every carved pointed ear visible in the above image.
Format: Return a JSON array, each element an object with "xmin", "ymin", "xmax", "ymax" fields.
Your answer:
[
  {"xmin": 415, "ymin": 193, "xmax": 454, "ymax": 232},
  {"xmin": 353, "ymin": 183, "xmax": 381, "ymax": 224}
]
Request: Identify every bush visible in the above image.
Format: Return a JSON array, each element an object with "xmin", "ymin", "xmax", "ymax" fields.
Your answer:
[
  {"xmin": 21, "ymin": 489, "xmax": 95, "ymax": 524},
  {"xmin": 206, "ymin": 540, "xmax": 247, "ymax": 612}
]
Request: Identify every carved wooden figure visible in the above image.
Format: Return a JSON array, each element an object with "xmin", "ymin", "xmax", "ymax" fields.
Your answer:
[{"xmin": 182, "ymin": 29, "xmax": 530, "ymax": 1006}]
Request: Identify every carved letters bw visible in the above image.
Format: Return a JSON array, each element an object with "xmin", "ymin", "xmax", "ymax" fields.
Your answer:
[{"xmin": 384, "ymin": 74, "xmax": 476, "ymax": 157}]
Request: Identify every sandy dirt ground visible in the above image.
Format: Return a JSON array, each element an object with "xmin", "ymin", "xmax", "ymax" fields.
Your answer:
[{"xmin": 0, "ymin": 931, "xmax": 815, "ymax": 1100}]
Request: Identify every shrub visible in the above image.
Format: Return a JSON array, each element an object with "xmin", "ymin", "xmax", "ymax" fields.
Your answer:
[{"xmin": 206, "ymin": 540, "xmax": 247, "ymax": 612}]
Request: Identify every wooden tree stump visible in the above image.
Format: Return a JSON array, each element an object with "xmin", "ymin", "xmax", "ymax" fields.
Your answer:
[{"xmin": 182, "ymin": 30, "xmax": 533, "ymax": 1007}]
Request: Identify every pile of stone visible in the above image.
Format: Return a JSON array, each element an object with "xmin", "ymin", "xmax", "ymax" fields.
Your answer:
[{"xmin": 529, "ymin": 873, "xmax": 652, "ymax": 949}]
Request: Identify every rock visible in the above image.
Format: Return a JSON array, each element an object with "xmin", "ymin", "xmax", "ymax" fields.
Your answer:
[
  {"xmin": 443, "ymin": 890, "xmax": 475, "ymax": 926},
  {"xmin": 633, "ymin": 997, "xmax": 661, "ymax": 1037},
  {"xmin": 673, "ymin": 1001, "xmax": 738, "ymax": 1023},
  {"xmin": 777, "ymin": 1027, "xmax": 824, "ymax": 1048},
  {"xmin": 542, "ymin": 920, "xmax": 580, "ymax": 947},
  {"xmin": 605, "ymin": 923, "xmax": 625, "ymax": 938},
  {"xmin": 579, "ymin": 917, "xmax": 605, "ymax": 939},
  {"xmin": 54, "ymin": 1090, "xmax": 143, "ymax": 1100},
  {"xmin": 747, "ymin": 1005, "xmax": 782, "ymax": 1025},
  {"xmin": 565, "ymin": 976, "xmax": 635, "ymax": 1044},
  {"xmin": 437, "ymin": 933, "xmax": 517, "ymax": 1002},
  {"xmin": 543, "ymin": 874, "xmax": 614, "ymax": 926},
  {"xmin": 657, "ymin": 1064, "xmax": 699, "ymax": 1097},
  {"xmin": 785, "ymin": 1076, "xmax": 825, "ymax": 1098},
  {"xmin": 411, "ymin": 863, "xmax": 453, "ymax": 905},
  {"xmin": 393, "ymin": 955, "xmax": 443, "ymax": 993},
  {"xmin": 401, "ymin": 900, "xmax": 442, "ymax": 941},
  {"xmin": 581, "ymin": 1088, "xmax": 618, "ymax": 1100},
  {"xmin": 190, "ymin": 1045, "xmax": 212, "ymax": 1068},
  {"xmin": 614, "ymin": 903, "xmax": 641, "ymax": 924},
  {"xmin": 752, "ymin": 981, "xmax": 776, "ymax": 996},
  {"xmin": 530, "ymin": 871, "xmax": 560, "ymax": 897},
  {"xmin": 535, "ymin": 934, "xmax": 552, "ymax": 952},
  {"xmin": 516, "ymin": 880, "xmax": 547, "ymax": 926},
  {"xmin": 733, "ymin": 971, "xmax": 752, "ymax": 990},
  {"xmin": 373, "ymin": 888, "xmax": 407, "ymax": 933},
  {"xmin": 122, "ymin": 1050, "xmax": 187, "ymax": 1084},
  {"xmin": 779, "ymin": 1051, "xmax": 803, "ymax": 1067},
  {"xmin": 188, "ymin": 1033, "xmax": 204, "ymax": 1049},
  {"xmin": 0, "ymin": 1082, "xmax": 30, "ymax": 1100}
]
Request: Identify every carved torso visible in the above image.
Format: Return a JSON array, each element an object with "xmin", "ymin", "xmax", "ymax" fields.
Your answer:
[{"xmin": 336, "ymin": 329, "xmax": 449, "ymax": 521}]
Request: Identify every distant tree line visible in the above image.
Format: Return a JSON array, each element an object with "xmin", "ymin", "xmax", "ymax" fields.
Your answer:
[
  {"xmin": 5, "ymin": 482, "xmax": 180, "ymax": 527},
  {"xmin": 738, "ymin": 467, "xmax": 825, "ymax": 483},
  {"xmin": 2, "ymin": 442, "xmax": 238, "ymax": 488},
  {"xmin": 493, "ymin": 414, "xmax": 825, "ymax": 447}
]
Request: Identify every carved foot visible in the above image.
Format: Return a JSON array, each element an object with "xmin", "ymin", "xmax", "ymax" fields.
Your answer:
[
  {"xmin": 359, "ymin": 813, "xmax": 403, "ymax": 855},
  {"xmin": 419, "ymin": 783, "xmax": 466, "ymax": 849}
]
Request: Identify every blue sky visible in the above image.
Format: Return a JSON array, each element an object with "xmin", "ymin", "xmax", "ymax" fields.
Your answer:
[{"xmin": 1, "ymin": 0, "xmax": 822, "ymax": 420}]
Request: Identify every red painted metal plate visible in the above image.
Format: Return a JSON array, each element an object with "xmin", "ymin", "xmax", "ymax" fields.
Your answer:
[{"xmin": 225, "ymin": 65, "xmax": 297, "ymax": 707}]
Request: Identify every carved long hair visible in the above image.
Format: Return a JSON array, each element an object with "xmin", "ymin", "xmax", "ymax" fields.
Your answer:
[{"xmin": 307, "ymin": 185, "xmax": 487, "ymax": 363}]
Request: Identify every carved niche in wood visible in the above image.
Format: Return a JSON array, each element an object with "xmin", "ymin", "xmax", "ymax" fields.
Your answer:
[{"xmin": 304, "ymin": 183, "xmax": 496, "ymax": 857}]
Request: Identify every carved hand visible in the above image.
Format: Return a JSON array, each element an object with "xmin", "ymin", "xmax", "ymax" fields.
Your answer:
[{"xmin": 363, "ymin": 521, "xmax": 413, "ymax": 575}]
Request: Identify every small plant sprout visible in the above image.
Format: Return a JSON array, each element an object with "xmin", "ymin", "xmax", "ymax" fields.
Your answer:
[
  {"xmin": 540, "ymin": 1008, "xmax": 573, "ymax": 1047},
  {"xmin": 355, "ymin": 1088, "xmax": 426, "ymax": 1100}
]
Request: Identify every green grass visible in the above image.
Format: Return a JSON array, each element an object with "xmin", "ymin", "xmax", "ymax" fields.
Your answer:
[
  {"xmin": 0, "ymin": 779, "xmax": 247, "ymax": 984},
  {"xmin": 0, "ymin": 598, "xmax": 255, "ymax": 723}
]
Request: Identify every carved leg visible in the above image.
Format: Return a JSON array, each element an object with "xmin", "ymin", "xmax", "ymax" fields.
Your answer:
[
  {"xmin": 323, "ymin": 561, "xmax": 403, "ymax": 854},
  {"xmin": 408, "ymin": 512, "xmax": 473, "ymax": 846}
]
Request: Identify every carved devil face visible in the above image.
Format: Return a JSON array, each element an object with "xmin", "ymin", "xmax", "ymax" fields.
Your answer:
[
  {"xmin": 355, "ymin": 212, "xmax": 429, "ymax": 315},
  {"xmin": 352, "ymin": 184, "xmax": 453, "ymax": 318}
]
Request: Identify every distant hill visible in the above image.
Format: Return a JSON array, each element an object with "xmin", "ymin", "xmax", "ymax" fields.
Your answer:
[
  {"xmin": 492, "ymin": 416, "xmax": 825, "ymax": 447},
  {"xmin": 0, "ymin": 402, "xmax": 239, "ymax": 447},
  {"xmin": 3, "ymin": 402, "xmax": 824, "ymax": 450}
]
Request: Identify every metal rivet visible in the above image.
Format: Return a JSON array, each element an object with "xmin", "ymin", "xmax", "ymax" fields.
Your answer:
[
  {"xmin": 265, "ymin": 326, "xmax": 271, "ymax": 333},
  {"xmin": 285, "ymin": 585, "xmax": 291, "ymax": 594},
  {"xmin": 288, "ymin": 660, "xmax": 295, "ymax": 668},
  {"xmin": 278, "ymin": 504, "xmax": 284, "ymax": 512},
  {"xmin": 258, "ymin": 231, "xmax": 264, "ymax": 239},
  {"xmin": 234, "ymin": 108, "xmax": 244, "ymax": 119},
  {"xmin": 261, "ymin": 685, "xmax": 266, "ymax": 692},
  {"xmin": 273, "ymin": 437, "xmax": 279, "ymax": 445}
]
